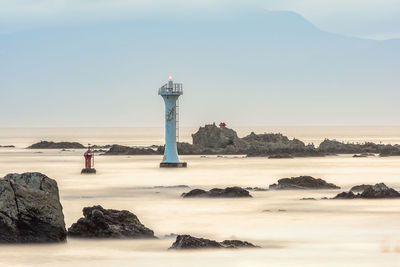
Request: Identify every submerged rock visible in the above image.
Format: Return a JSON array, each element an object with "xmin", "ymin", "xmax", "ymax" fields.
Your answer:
[
  {"xmin": 27, "ymin": 141, "xmax": 85, "ymax": 149},
  {"xmin": 181, "ymin": 187, "xmax": 252, "ymax": 198},
  {"xmin": 169, "ymin": 235, "xmax": 259, "ymax": 249},
  {"xmin": 68, "ymin": 205, "xmax": 155, "ymax": 238},
  {"xmin": 269, "ymin": 176, "xmax": 340, "ymax": 190},
  {"xmin": 333, "ymin": 183, "xmax": 400, "ymax": 199},
  {"xmin": 268, "ymin": 154, "xmax": 294, "ymax": 159},
  {"xmin": 0, "ymin": 172, "xmax": 66, "ymax": 243}
]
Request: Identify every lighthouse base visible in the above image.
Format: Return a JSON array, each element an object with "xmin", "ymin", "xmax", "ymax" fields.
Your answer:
[
  {"xmin": 160, "ymin": 162, "xmax": 187, "ymax": 168},
  {"xmin": 81, "ymin": 168, "xmax": 96, "ymax": 174}
]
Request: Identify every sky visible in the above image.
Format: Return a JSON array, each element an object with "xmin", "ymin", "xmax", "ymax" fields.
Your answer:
[{"xmin": 0, "ymin": 0, "xmax": 399, "ymax": 127}]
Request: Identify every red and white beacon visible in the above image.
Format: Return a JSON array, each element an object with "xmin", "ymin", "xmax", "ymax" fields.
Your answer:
[{"xmin": 81, "ymin": 145, "xmax": 96, "ymax": 174}]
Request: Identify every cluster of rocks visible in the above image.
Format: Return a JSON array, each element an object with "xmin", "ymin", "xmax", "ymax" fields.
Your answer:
[
  {"xmin": 269, "ymin": 176, "xmax": 340, "ymax": 190},
  {"xmin": 181, "ymin": 187, "xmax": 252, "ymax": 198},
  {"xmin": 0, "ymin": 172, "xmax": 257, "ymax": 250},
  {"xmin": 30, "ymin": 124, "xmax": 400, "ymax": 158},
  {"xmin": 169, "ymin": 235, "xmax": 258, "ymax": 249},
  {"xmin": 27, "ymin": 141, "xmax": 85, "ymax": 149},
  {"xmin": 334, "ymin": 183, "xmax": 400, "ymax": 199}
]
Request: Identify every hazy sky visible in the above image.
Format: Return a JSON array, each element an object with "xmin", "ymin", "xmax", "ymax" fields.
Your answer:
[
  {"xmin": 0, "ymin": 0, "xmax": 399, "ymax": 127},
  {"xmin": 1, "ymin": 0, "xmax": 400, "ymax": 39}
]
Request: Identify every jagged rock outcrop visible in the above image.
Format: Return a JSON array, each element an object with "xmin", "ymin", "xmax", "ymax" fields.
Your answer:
[
  {"xmin": 169, "ymin": 235, "xmax": 259, "ymax": 249},
  {"xmin": 334, "ymin": 183, "xmax": 400, "ymax": 199},
  {"xmin": 181, "ymin": 187, "xmax": 252, "ymax": 198},
  {"xmin": 27, "ymin": 141, "xmax": 85, "ymax": 149},
  {"xmin": 350, "ymin": 184, "xmax": 372, "ymax": 192},
  {"xmin": 0, "ymin": 172, "xmax": 66, "ymax": 243},
  {"xmin": 67, "ymin": 205, "xmax": 155, "ymax": 238},
  {"xmin": 192, "ymin": 124, "xmax": 248, "ymax": 151},
  {"xmin": 104, "ymin": 144, "xmax": 160, "ymax": 155},
  {"xmin": 269, "ymin": 176, "xmax": 340, "ymax": 190}
]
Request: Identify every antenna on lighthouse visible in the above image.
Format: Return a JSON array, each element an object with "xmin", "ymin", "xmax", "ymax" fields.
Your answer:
[{"xmin": 158, "ymin": 76, "xmax": 187, "ymax": 168}]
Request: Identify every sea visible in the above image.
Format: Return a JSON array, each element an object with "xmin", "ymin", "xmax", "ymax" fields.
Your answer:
[{"xmin": 0, "ymin": 126, "xmax": 399, "ymax": 266}]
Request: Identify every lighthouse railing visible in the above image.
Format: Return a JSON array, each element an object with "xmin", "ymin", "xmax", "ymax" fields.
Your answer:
[{"xmin": 159, "ymin": 83, "xmax": 183, "ymax": 94}]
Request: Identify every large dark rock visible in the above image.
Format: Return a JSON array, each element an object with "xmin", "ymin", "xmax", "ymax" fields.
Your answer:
[
  {"xmin": 269, "ymin": 176, "xmax": 340, "ymax": 190},
  {"xmin": 333, "ymin": 183, "xmax": 400, "ymax": 199},
  {"xmin": 104, "ymin": 144, "xmax": 160, "ymax": 155},
  {"xmin": 169, "ymin": 235, "xmax": 259, "ymax": 249},
  {"xmin": 0, "ymin": 172, "xmax": 66, "ymax": 243},
  {"xmin": 68, "ymin": 205, "xmax": 155, "ymax": 238},
  {"xmin": 181, "ymin": 187, "xmax": 252, "ymax": 198},
  {"xmin": 27, "ymin": 141, "xmax": 85, "ymax": 149}
]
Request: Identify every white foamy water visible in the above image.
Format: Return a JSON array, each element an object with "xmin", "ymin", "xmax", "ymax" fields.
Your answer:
[{"xmin": 0, "ymin": 127, "xmax": 400, "ymax": 266}]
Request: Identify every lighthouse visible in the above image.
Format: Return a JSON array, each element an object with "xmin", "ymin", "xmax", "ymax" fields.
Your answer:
[
  {"xmin": 159, "ymin": 76, "xmax": 187, "ymax": 168},
  {"xmin": 81, "ymin": 145, "xmax": 96, "ymax": 174}
]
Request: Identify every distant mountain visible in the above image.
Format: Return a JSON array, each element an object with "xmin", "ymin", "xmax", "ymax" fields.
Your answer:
[{"xmin": 0, "ymin": 9, "xmax": 399, "ymax": 126}]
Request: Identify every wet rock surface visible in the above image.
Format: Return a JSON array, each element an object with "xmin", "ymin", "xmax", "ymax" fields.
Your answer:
[
  {"xmin": 334, "ymin": 183, "xmax": 400, "ymax": 199},
  {"xmin": 27, "ymin": 141, "xmax": 85, "ymax": 149},
  {"xmin": 181, "ymin": 187, "xmax": 252, "ymax": 198},
  {"xmin": 67, "ymin": 205, "xmax": 155, "ymax": 238},
  {"xmin": 0, "ymin": 172, "xmax": 66, "ymax": 243},
  {"xmin": 269, "ymin": 176, "xmax": 340, "ymax": 190},
  {"xmin": 169, "ymin": 235, "xmax": 259, "ymax": 249}
]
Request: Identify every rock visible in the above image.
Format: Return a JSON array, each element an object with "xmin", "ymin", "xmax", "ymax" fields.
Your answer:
[
  {"xmin": 27, "ymin": 141, "xmax": 85, "ymax": 149},
  {"xmin": 0, "ymin": 145, "xmax": 15, "ymax": 148},
  {"xmin": 333, "ymin": 183, "xmax": 400, "ymax": 199},
  {"xmin": 245, "ymin": 187, "xmax": 268, "ymax": 191},
  {"xmin": 181, "ymin": 187, "xmax": 252, "ymax": 198},
  {"xmin": 0, "ymin": 172, "xmax": 66, "ymax": 243},
  {"xmin": 333, "ymin": 191, "xmax": 358, "ymax": 199},
  {"xmin": 169, "ymin": 235, "xmax": 259, "ymax": 249},
  {"xmin": 268, "ymin": 154, "xmax": 294, "ymax": 159},
  {"xmin": 269, "ymin": 176, "xmax": 340, "ymax": 190},
  {"xmin": 353, "ymin": 153, "xmax": 375, "ymax": 158},
  {"xmin": 319, "ymin": 139, "xmax": 400, "ymax": 156},
  {"xmin": 350, "ymin": 184, "xmax": 372, "ymax": 192},
  {"xmin": 104, "ymin": 145, "xmax": 160, "ymax": 155},
  {"xmin": 192, "ymin": 123, "xmax": 247, "ymax": 151},
  {"xmin": 67, "ymin": 205, "xmax": 155, "ymax": 238},
  {"xmin": 300, "ymin": 197, "xmax": 316, "ymax": 200},
  {"xmin": 360, "ymin": 183, "xmax": 400, "ymax": 198}
]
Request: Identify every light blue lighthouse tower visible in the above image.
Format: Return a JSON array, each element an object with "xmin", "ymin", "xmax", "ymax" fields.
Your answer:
[{"xmin": 159, "ymin": 76, "xmax": 187, "ymax": 168}]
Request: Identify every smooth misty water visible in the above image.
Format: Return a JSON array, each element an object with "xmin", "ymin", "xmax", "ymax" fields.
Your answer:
[{"xmin": 0, "ymin": 127, "xmax": 400, "ymax": 267}]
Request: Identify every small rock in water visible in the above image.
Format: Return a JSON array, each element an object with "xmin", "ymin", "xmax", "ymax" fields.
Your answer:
[
  {"xmin": 300, "ymin": 197, "xmax": 316, "ymax": 200},
  {"xmin": 68, "ymin": 205, "xmax": 155, "ymax": 238},
  {"xmin": 169, "ymin": 235, "xmax": 259, "ymax": 249},
  {"xmin": 181, "ymin": 187, "xmax": 252, "ymax": 198}
]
